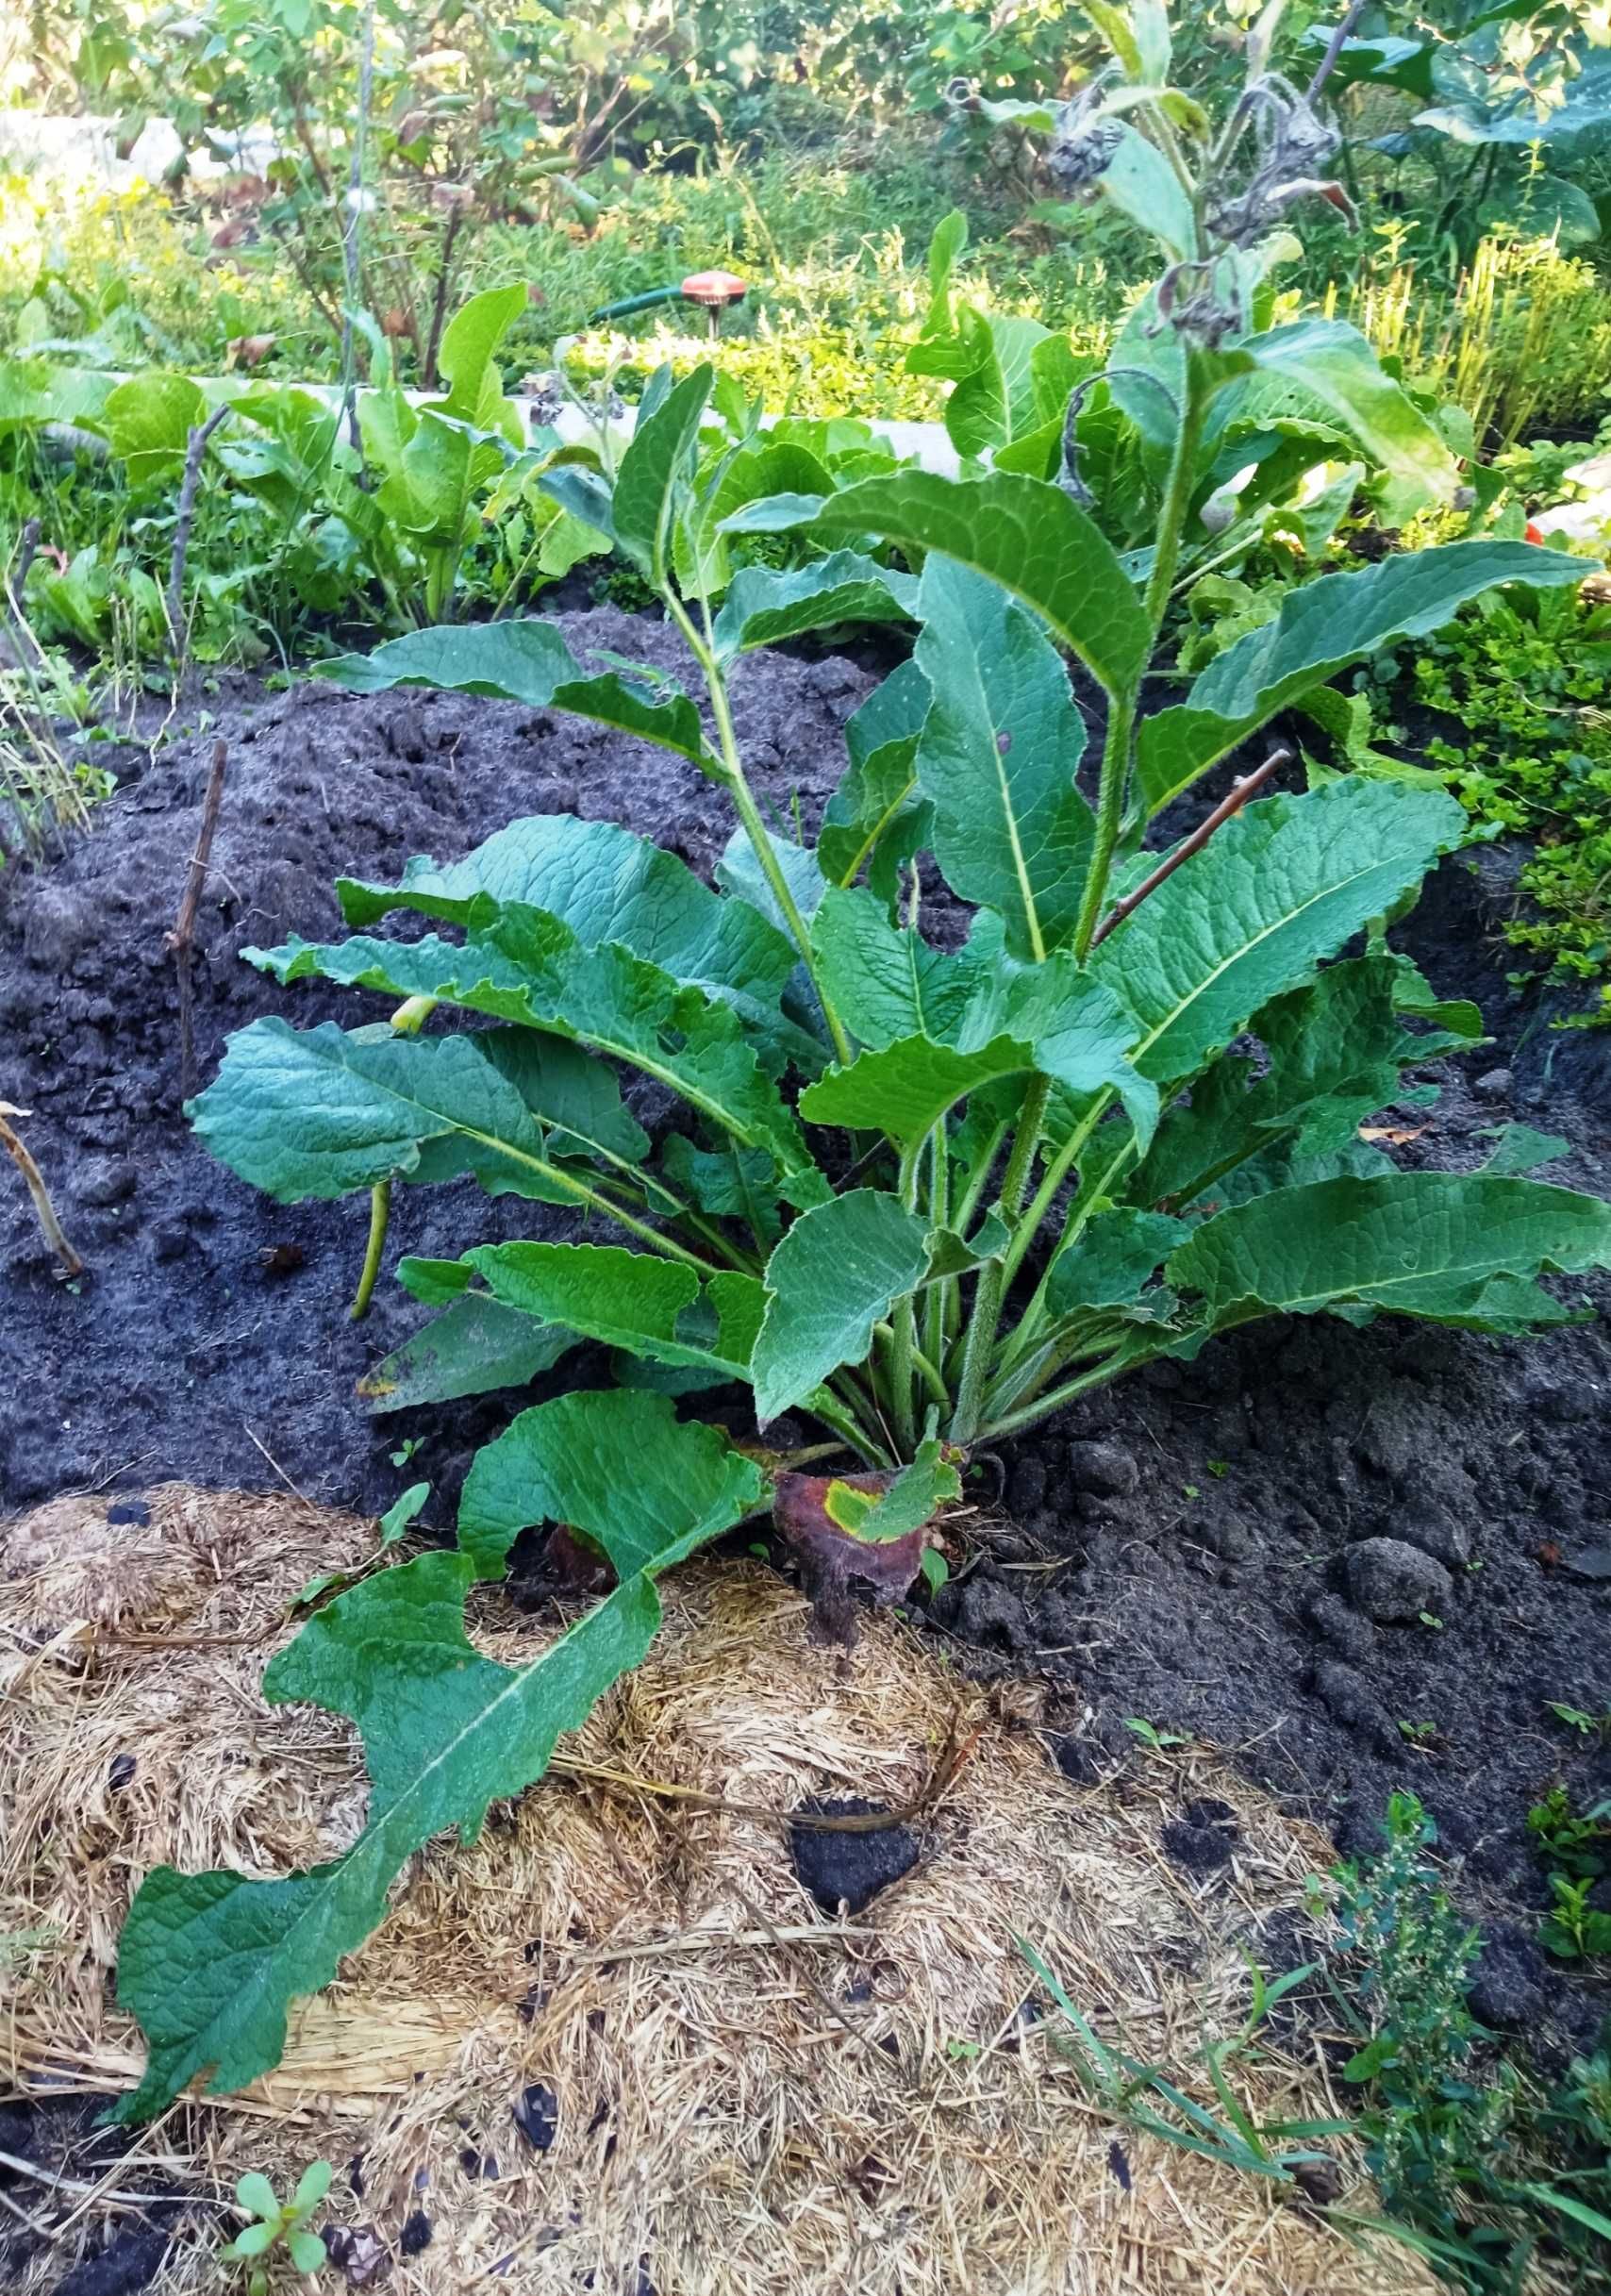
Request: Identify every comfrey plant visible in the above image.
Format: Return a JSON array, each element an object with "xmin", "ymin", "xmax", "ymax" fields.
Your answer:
[{"xmin": 113, "ymin": 1, "xmax": 1611, "ymax": 2119}]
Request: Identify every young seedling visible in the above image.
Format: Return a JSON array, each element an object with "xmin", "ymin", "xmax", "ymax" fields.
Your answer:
[{"xmin": 221, "ymin": 2161, "xmax": 332, "ymax": 2291}]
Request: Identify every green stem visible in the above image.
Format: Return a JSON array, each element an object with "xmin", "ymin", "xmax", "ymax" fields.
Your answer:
[
  {"xmin": 349, "ymin": 1177, "xmax": 391, "ymax": 1320},
  {"xmin": 1000, "ymin": 1090, "xmax": 1112, "ymax": 1295},
  {"xmin": 998, "ymin": 1133, "xmax": 1138, "ymax": 1378},
  {"xmin": 924, "ymin": 1125, "xmax": 951, "ymax": 1370},
  {"xmin": 1070, "ymin": 351, "xmax": 1210, "ymax": 965},
  {"xmin": 948, "ymin": 1077, "xmax": 1048, "ymax": 1445},
  {"xmin": 670, "ymin": 594, "xmax": 854, "ymax": 1066},
  {"xmin": 978, "ymin": 1349, "xmax": 1147, "ymax": 1443}
]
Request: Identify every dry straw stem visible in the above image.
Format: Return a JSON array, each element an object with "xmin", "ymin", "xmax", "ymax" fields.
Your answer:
[{"xmin": 0, "ymin": 1486, "xmax": 1434, "ymax": 2296}]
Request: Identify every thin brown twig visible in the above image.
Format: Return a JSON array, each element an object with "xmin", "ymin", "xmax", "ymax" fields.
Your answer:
[
  {"xmin": 1088, "ymin": 747, "xmax": 1292, "ymax": 951},
  {"xmin": 0, "ymin": 1105, "xmax": 83, "ymax": 1276},
  {"xmin": 165, "ymin": 738, "xmax": 229, "ymax": 1101},
  {"xmin": 1305, "ymin": 0, "xmax": 1370, "ymax": 104},
  {"xmin": 549, "ymin": 1710, "xmax": 972, "ymax": 1833},
  {"xmin": 165, "ymin": 406, "xmax": 228, "ymax": 663},
  {"xmin": 422, "ymin": 204, "xmax": 467, "ymax": 390},
  {"xmin": 0, "ymin": 2147, "xmax": 238, "ymax": 2218}
]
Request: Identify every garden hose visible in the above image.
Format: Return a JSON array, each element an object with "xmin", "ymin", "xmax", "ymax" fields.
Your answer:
[{"xmin": 588, "ymin": 271, "xmax": 750, "ymax": 334}]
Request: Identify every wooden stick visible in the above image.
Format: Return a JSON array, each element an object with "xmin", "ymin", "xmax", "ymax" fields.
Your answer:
[
  {"xmin": 165, "ymin": 405, "xmax": 229, "ymax": 664},
  {"xmin": 165, "ymin": 738, "xmax": 229, "ymax": 1100},
  {"xmin": 1088, "ymin": 747, "xmax": 1292, "ymax": 952},
  {"xmin": 0, "ymin": 1106, "xmax": 83, "ymax": 1276}
]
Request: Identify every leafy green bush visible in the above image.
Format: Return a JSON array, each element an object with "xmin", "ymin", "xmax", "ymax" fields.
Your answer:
[
  {"xmin": 1368, "ymin": 582, "xmax": 1611, "ymax": 1021},
  {"xmin": 1329, "ymin": 1793, "xmax": 1611, "ymax": 2290},
  {"xmin": 108, "ymin": 2, "xmax": 1611, "ymax": 2125}
]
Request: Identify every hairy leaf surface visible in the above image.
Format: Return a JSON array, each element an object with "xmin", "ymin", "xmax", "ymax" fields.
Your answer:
[
  {"xmin": 316, "ymin": 622, "xmax": 717, "ymax": 773},
  {"xmin": 1089, "ymin": 781, "xmax": 1466, "ymax": 1090},
  {"xmin": 913, "ymin": 559, "xmax": 1094, "ymax": 959},
  {"xmin": 113, "ymin": 1392, "xmax": 764, "ymax": 2121},
  {"xmin": 1168, "ymin": 1173, "xmax": 1611, "ymax": 1334},
  {"xmin": 1138, "ymin": 541, "xmax": 1586, "ymax": 812}
]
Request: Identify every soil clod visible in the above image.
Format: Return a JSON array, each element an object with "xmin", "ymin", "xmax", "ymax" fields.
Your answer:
[{"xmin": 788, "ymin": 1797, "xmax": 920, "ymax": 1915}]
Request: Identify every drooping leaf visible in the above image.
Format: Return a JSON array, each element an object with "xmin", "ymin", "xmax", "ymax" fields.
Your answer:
[
  {"xmin": 1238, "ymin": 322, "xmax": 1457, "ymax": 507},
  {"xmin": 912, "ymin": 558, "xmax": 1094, "ymax": 960},
  {"xmin": 822, "ymin": 1436, "xmax": 960, "ymax": 1541},
  {"xmin": 314, "ymin": 622, "xmax": 718, "ymax": 775},
  {"xmin": 1168, "ymin": 1172, "xmax": 1611, "ymax": 1336},
  {"xmin": 338, "ymin": 812, "xmax": 795, "ymax": 1015},
  {"xmin": 249, "ymin": 920, "xmax": 822, "ymax": 1190},
  {"xmin": 1138, "ymin": 541, "xmax": 1587, "ymax": 812},
  {"xmin": 1132, "ymin": 955, "xmax": 1451, "ymax": 1212},
  {"xmin": 711, "ymin": 551, "xmax": 919, "ymax": 658},
  {"xmin": 357, "ymin": 1292, "xmax": 576, "ymax": 1412},
  {"xmin": 460, "ymin": 1240, "xmax": 763, "ymax": 1390},
  {"xmin": 112, "ymin": 1393, "xmax": 765, "ymax": 2121},
  {"xmin": 800, "ymin": 1032, "xmax": 1040, "ymax": 1149},
  {"xmin": 1089, "ymin": 780, "xmax": 1467, "ymax": 1090},
  {"xmin": 457, "ymin": 1380, "xmax": 765, "ymax": 1578},
  {"xmin": 190, "ymin": 1019, "xmax": 632, "ymax": 1208},
  {"xmin": 805, "ymin": 469, "xmax": 1151, "ymax": 698},
  {"xmin": 750, "ymin": 1190, "xmax": 932, "ymax": 1422}
]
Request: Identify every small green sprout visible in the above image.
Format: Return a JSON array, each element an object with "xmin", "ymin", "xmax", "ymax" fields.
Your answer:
[
  {"xmin": 1123, "ymin": 1717, "xmax": 1187, "ymax": 1753},
  {"xmin": 222, "ymin": 2160, "xmax": 332, "ymax": 2292},
  {"xmin": 1207, "ymin": 1459, "xmax": 1230, "ymax": 1479},
  {"xmin": 1549, "ymin": 1701, "xmax": 1611, "ymax": 1740}
]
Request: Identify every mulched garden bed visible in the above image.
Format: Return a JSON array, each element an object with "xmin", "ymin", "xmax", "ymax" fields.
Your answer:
[{"xmin": 3, "ymin": 607, "xmax": 1609, "ymax": 2055}]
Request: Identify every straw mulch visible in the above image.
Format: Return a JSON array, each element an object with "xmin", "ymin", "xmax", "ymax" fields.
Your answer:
[{"xmin": 0, "ymin": 1484, "xmax": 1433, "ymax": 2296}]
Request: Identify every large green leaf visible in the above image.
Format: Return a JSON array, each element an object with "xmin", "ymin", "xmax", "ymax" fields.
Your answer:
[
  {"xmin": 1089, "ymin": 780, "xmax": 1467, "ymax": 1090},
  {"xmin": 1045, "ymin": 1206, "xmax": 1189, "ymax": 1317},
  {"xmin": 1239, "ymin": 322, "xmax": 1457, "ymax": 507},
  {"xmin": 189, "ymin": 1020, "xmax": 644, "ymax": 1208},
  {"xmin": 1138, "ymin": 540, "xmax": 1587, "ymax": 813},
  {"xmin": 430, "ymin": 283, "xmax": 525, "ymax": 432},
  {"xmin": 913, "ymin": 558, "xmax": 1094, "ymax": 960},
  {"xmin": 103, "ymin": 370, "xmax": 207, "ymax": 488},
  {"xmin": 750, "ymin": 1190, "xmax": 932, "ymax": 1421},
  {"xmin": 1095, "ymin": 123, "xmax": 1197, "ymax": 258},
  {"xmin": 112, "ymin": 1392, "xmax": 765, "ymax": 2121},
  {"xmin": 1168, "ymin": 1173, "xmax": 1611, "ymax": 1336},
  {"xmin": 251, "ymin": 921, "xmax": 822, "ymax": 1190},
  {"xmin": 1132, "ymin": 955, "xmax": 1452, "ymax": 1212},
  {"xmin": 711, "ymin": 551, "xmax": 919, "ymax": 659},
  {"xmin": 459, "ymin": 1240, "xmax": 764, "ymax": 1397},
  {"xmin": 800, "ymin": 1032, "xmax": 1038, "ymax": 1149},
  {"xmin": 338, "ymin": 812, "xmax": 794, "ymax": 1014},
  {"xmin": 357, "ymin": 1292, "xmax": 575, "ymax": 1413},
  {"xmin": 805, "ymin": 470, "xmax": 1151, "ymax": 699},
  {"xmin": 810, "ymin": 887, "xmax": 998, "ymax": 1050},
  {"xmin": 314, "ymin": 622, "xmax": 718, "ymax": 774},
  {"xmin": 613, "ymin": 363, "xmax": 713, "ymax": 583},
  {"xmin": 817, "ymin": 658, "xmax": 933, "ymax": 906}
]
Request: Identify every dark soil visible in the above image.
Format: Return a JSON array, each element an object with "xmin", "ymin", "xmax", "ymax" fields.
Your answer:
[
  {"xmin": 0, "ymin": 2097, "xmax": 193, "ymax": 2294},
  {"xmin": 787, "ymin": 1798, "xmax": 921, "ymax": 1915},
  {"xmin": 3, "ymin": 613, "xmax": 1609, "ymax": 2055}
]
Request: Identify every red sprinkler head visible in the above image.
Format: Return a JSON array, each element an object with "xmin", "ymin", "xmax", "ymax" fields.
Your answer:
[{"xmin": 679, "ymin": 269, "xmax": 748, "ymax": 335}]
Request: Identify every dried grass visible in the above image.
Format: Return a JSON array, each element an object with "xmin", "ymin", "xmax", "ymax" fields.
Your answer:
[{"xmin": 0, "ymin": 1485, "xmax": 1433, "ymax": 2295}]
